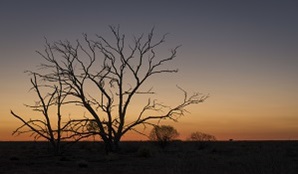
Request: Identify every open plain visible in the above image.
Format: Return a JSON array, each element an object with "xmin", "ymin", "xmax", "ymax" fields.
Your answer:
[{"xmin": 0, "ymin": 141, "xmax": 297, "ymax": 174}]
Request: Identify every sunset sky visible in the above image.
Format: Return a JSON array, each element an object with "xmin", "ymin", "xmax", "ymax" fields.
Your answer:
[{"xmin": 1, "ymin": 0, "xmax": 297, "ymax": 141}]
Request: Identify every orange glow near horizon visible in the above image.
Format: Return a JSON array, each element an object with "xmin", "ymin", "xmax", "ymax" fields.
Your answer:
[
  {"xmin": 1, "ymin": 72, "xmax": 298, "ymax": 141},
  {"xmin": 2, "ymin": 97, "xmax": 298, "ymax": 142}
]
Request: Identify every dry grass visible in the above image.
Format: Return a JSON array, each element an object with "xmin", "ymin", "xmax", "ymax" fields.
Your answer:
[{"xmin": 0, "ymin": 141, "xmax": 297, "ymax": 174}]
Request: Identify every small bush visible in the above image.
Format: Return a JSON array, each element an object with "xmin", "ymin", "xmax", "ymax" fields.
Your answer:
[
  {"xmin": 189, "ymin": 131, "xmax": 216, "ymax": 141},
  {"xmin": 149, "ymin": 125, "xmax": 179, "ymax": 149},
  {"xmin": 188, "ymin": 131, "xmax": 216, "ymax": 150}
]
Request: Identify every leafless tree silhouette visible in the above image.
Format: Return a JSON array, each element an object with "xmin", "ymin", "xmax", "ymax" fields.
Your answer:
[
  {"xmin": 12, "ymin": 26, "xmax": 207, "ymax": 153},
  {"xmin": 11, "ymin": 73, "xmax": 68, "ymax": 154}
]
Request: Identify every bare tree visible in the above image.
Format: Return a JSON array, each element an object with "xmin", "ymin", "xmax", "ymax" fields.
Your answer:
[
  {"xmin": 149, "ymin": 125, "xmax": 179, "ymax": 148},
  {"xmin": 11, "ymin": 73, "xmax": 68, "ymax": 154},
  {"xmin": 12, "ymin": 26, "xmax": 207, "ymax": 153}
]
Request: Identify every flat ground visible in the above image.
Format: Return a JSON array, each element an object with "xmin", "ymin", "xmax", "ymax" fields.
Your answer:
[{"xmin": 0, "ymin": 141, "xmax": 297, "ymax": 174}]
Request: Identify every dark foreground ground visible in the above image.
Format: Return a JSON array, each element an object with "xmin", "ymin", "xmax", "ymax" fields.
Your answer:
[{"xmin": 0, "ymin": 141, "xmax": 298, "ymax": 174}]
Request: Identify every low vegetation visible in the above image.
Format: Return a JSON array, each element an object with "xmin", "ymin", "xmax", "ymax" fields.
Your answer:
[
  {"xmin": 188, "ymin": 131, "xmax": 217, "ymax": 149},
  {"xmin": 149, "ymin": 125, "xmax": 179, "ymax": 148},
  {"xmin": 0, "ymin": 141, "xmax": 297, "ymax": 174},
  {"xmin": 188, "ymin": 131, "xmax": 216, "ymax": 141}
]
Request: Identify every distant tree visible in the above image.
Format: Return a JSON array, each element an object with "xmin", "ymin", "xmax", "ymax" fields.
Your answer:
[
  {"xmin": 188, "ymin": 131, "xmax": 216, "ymax": 150},
  {"xmin": 149, "ymin": 125, "xmax": 179, "ymax": 148},
  {"xmin": 188, "ymin": 131, "xmax": 216, "ymax": 141},
  {"xmin": 11, "ymin": 26, "xmax": 207, "ymax": 153}
]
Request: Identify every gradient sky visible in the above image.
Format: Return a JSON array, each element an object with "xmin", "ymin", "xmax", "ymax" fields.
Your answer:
[{"xmin": 1, "ymin": 0, "xmax": 298, "ymax": 141}]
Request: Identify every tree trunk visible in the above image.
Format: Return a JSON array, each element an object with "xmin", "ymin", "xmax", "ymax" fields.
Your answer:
[{"xmin": 104, "ymin": 138, "xmax": 120, "ymax": 154}]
